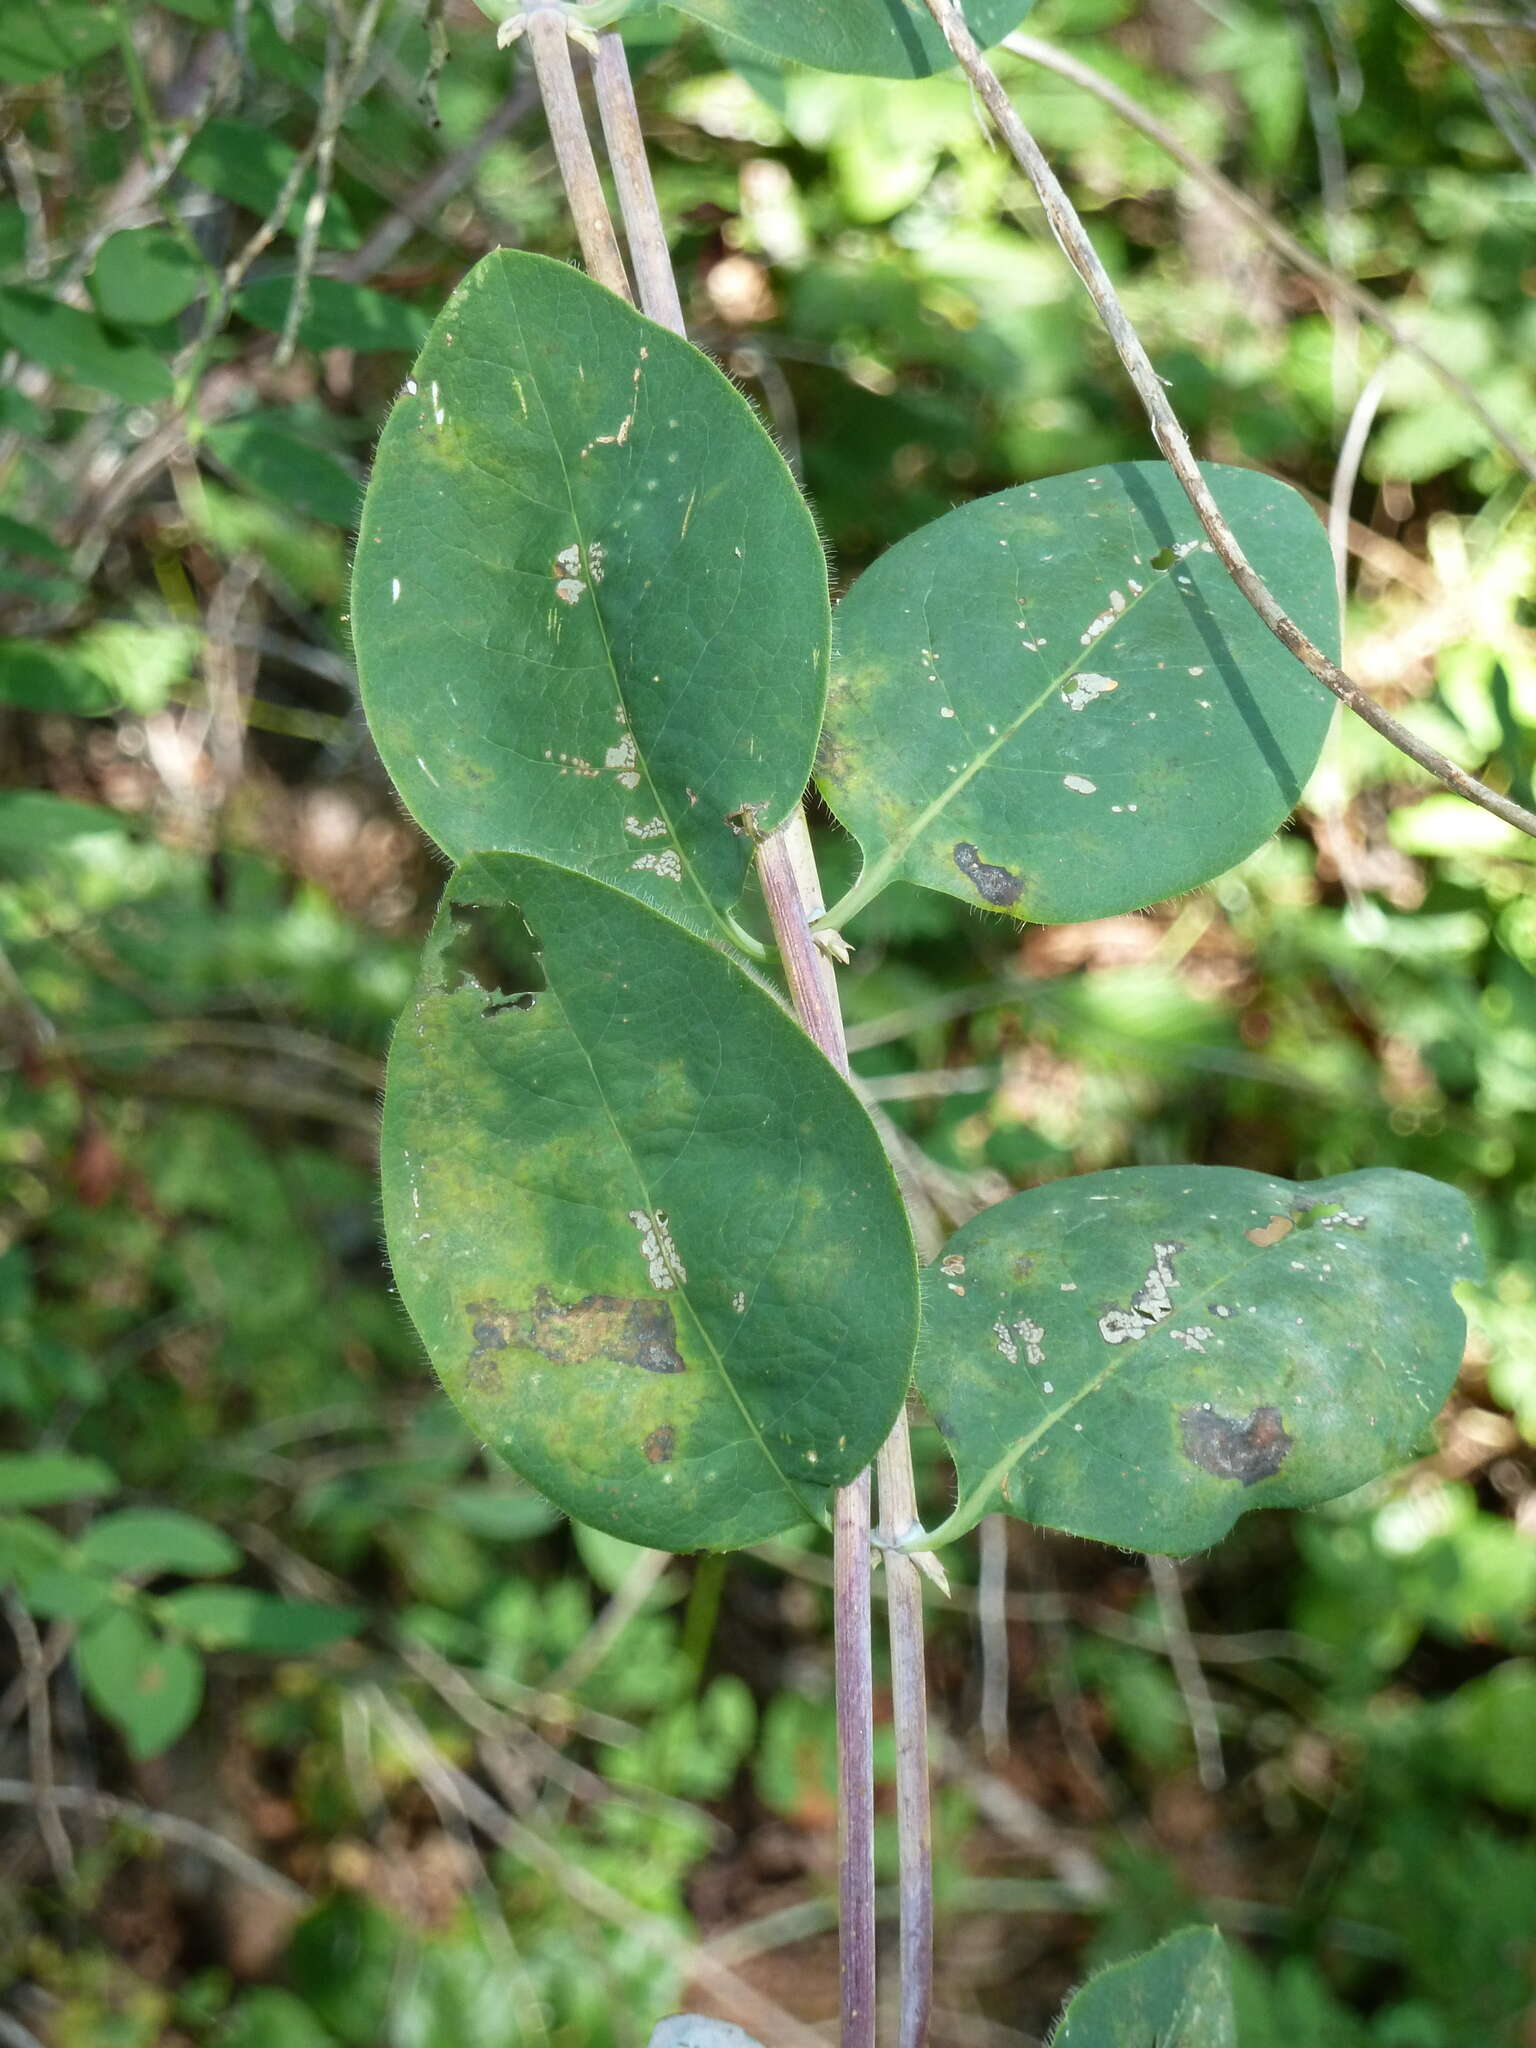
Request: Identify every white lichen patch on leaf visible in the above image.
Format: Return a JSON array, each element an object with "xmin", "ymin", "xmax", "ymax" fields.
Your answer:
[
  {"xmin": 631, "ymin": 849, "xmax": 682, "ymax": 882},
  {"xmin": 624, "ymin": 815, "xmax": 668, "ymax": 839},
  {"xmin": 554, "ymin": 578, "xmax": 586, "ymax": 606},
  {"xmin": 1098, "ymin": 1241, "xmax": 1185, "ymax": 1344},
  {"xmin": 1063, "ymin": 774, "xmax": 1098, "ymax": 795},
  {"xmin": 628, "ymin": 1208, "xmax": 686, "ymax": 1290},
  {"xmin": 939, "ymin": 1254, "xmax": 966, "ymax": 1278},
  {"xmin": 1080, "ymin": 608, "xmax": 1116, "ymax": 646},
  {"xmin": 604, "ymin": 734, "xmax": 641, "ymax": 790},
  {"xmin": 1168, "ymin": 1326, "xmax": 1213, "ymax": 1352},
  {"xmin": 1062, "ymin": 672, "xmax": 1119, "ymax": 711},
  {"xmin": 993, "ymin": 1316, "xmax": 1046, "ymax": 1367}
]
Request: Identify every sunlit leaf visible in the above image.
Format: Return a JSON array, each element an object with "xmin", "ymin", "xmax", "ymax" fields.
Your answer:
[
  {"xmin": 235, "ymin": 277, "xmax": 429, "ymax": 355},
  {"xmin": 159, "ymin": 1585, "xmax": 362, "ymax": 1653},
  {"xmin": 382, "ymin": 855, "xmax": 917, "ymax": 1550},
  {"xmin": 1050, "ymin": 1928, "xmax": 1235, "ymax": 2047},
  {"xmin": 918, "ymin": 1166, "xmax": 1478, "ymax": 1552},
  {"xmin": 0, "ymin": 1451, "xmax": 118, "ymax": 1508},
  {"xmin": 0, "ymin": 2, "xmax": 119, "ymax": 83},
  {"xmin": 669, "ymin": 0, "xmax": 1030, "ymax": 77},
  {"xmin": 352, "ymin": 250, "xmax": 829, "ymax": 936},
  {"xmin": 818, "ymin": 462, "xmax": 1337, "ymax": 925}
]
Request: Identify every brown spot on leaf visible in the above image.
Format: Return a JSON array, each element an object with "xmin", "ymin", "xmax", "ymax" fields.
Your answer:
[
  {"xmin": 1180, "ymin": 1404, "xmax": 1292, "ymax": 1485},
  {"xmin": 1245, "ymin": 1214, "xmax": 1294, "ymax": 1248},
  {"xmin": 953, "ymin": 841, "xmax": 1023, "ymax": 907},
  {"xmin": 465, "ymin": 1290, "xmax": 685, "ymax": 1376},
  {"xmin": 643, "ymin": 1425, "xmax": 676, "ymax": 1464}
]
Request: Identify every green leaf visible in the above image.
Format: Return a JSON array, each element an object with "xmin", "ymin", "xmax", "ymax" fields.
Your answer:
[
  {"xmin": 352, "ymin": 249, "xmax": 829, "ymax": 936},
  {"xmin": 0, "ymin": 640, "xmax": 119, "ymax": 715},
  {"xmin": 89, "ymin": 226, "xmax": 209, "ymax": 327},
  {"xmin": 917, "ymin": 1166, "xmax": 1478, "ymax": 1553},
  {"xmin": 204, "ymin": 413, "xmax": 362, "ymax": 528},
  {"xmin": 0, "ymin": 1, "xmax": 119, "ymax": 82},
  {"xmin": 235, "ymin": 277, "xmax": 429, "ymax": 355},
  {"xmin": 78, "ymin": 1508, "xmax": 242, "ymax": 1579},
  {"xmin": 180, "ymin": 120, "xmax": 358, "ymax": 246},
  {"xmin": 1050, "ymin": 1928, "xmax": 1235, "ymax": 2046},
  {"xmin": 0, "ymin": 1514, "xmax": 69, "ymax": 1580},
  {"xmin": 0, "ymin": 1451, "xmax": 118, "ymax": 1508},
  {"xmin": 0, "ymin": 512, "xmax": 70, "ymax": 565},
  {"xmin": 381, "ymin": 854, "xmax": 917, "ymax": 1551},
  {"xmin": 0, "ymin": 288, "xmax": 174, "ymax": 406},
  {"xmin": 668, "ymin": 0, "xmax": 1030, "ymax": 76},
  {"xmin": 158, "ymin": 1585, "xmax": 362, "ymax": 1653},
  {"xmin": 220, "ymin": 1989, "xmax": 341, "ymax": 2048},
  {"xmin": 21, "ymin": 1566, "xmax": 116, "ymax": 1624},
  {"xmin": 77, "ymin": 1608, "xmax": 204, "ymax": 1759},
  {"xmin": 818, "ymin": 462, "xmax": 1337, "ymax": 926}
]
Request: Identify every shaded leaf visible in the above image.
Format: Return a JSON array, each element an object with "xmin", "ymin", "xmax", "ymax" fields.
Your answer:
[
  {"xmin": 89, "ymin": 226, "xmax": 208, "ymax": 327},
  {"xmin": 78, "ymin": 1508, "xmax": 242, "ymax": 1579},
  {"xmin": 77, "ymin": 1608, "xmax": 204, "ymax": 1759},
  {"xmin": 0, "ymin": 1, "xmax": 119, "ymax": 82},
  {"xmin": 918, "ymin": 1166, "xmax": 1477, "ymax": 1552},
  {"xmin": 0, "ymin": 640, "xmax": 118, "ymax": 715},
  {"xmin": 181, "ymin": 120, "xmax": 358, "ymax": 246},
  {"xmin": 159, "ymin": 1585, "xmax": 362, "ymax": 1653},
  {"xmin": 818, "ymin": 462, "xmax": 1336, "ymax": 925},
  {"xmin": 0, "ymin": 288, "xmax": 173, "ymax": 405},
  {"xmin": 0, "ymin": 1451, "xmax": 118, "ymax": 1508},
  {"xmin": 352, "ymin": 250, "xmax": 828, "ymax": 937},
  {"xmin": 0, "ymin": 512, "xmax": 70, "ymax": 565},
  {"xmin": 382, "ymin": 855, "xmax": 917, "ymax": 1550},
  {"xmin": 669, "ymin": 0, "xmax": 1030, "ymax": 76},
  {"xmin": 204, "ymin": 412, "xmax": 362, "ymax": 528},
  {"xmin": 235, "ymin": 277, "xmax": 429, "ymax": 355},
  {"xmin": 1050, "ymin": 1928, "xmax": 1235, "ymax": 2046}
]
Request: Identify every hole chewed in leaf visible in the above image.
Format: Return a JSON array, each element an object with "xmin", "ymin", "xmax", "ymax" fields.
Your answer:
[
  {"xmin": 440, "ymin": 899, "xmax": 545, "ymax": 1008},
  {"xmin": 1180, "ymin": 1404, "xmax": 1293, "ymax": 1486},
  {"xmin": 465, "ymin": 1290, "xmax": 685, "ymax": 1377},
  {"xmin": 953, "ymin": 841, "xmax": 1023, "ymax": 907}
]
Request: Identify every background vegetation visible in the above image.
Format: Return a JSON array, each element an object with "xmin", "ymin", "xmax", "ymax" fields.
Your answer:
[{"xmin": 1, "ymin": 0, "xmax": 1533, "ymax": 2041}]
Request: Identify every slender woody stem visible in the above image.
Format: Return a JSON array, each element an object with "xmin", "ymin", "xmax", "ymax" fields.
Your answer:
[
  {"xmin": 525, "ymin": 28, "xmax": 934, "ymax": 2041},
  {"xmin": 523, "ymin": 10, "xmax": 632, "ymax": 300},
  {"xmin": 875, "ymin": 1408, "xmax": 934, "ymax": 2048},
  {"xmin": 925, "ymin": 0, "xmax": 1536, "ymax": 843}
]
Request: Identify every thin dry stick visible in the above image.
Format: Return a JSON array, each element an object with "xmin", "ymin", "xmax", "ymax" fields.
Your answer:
[
  {"xmin": 1002, "ymin": 31, "xmax": 1536, "ymax": 484},
  {"xmin": 521, "ymin": 11, "xmax": 632, "ymax": 300},
  {"xmin": 277, "ymin": 0, "xmax": 389, "ymax": 366},
  {"xmin": 2, "ymin": 1596, "xmax": 72, "ymax": 1885},
  {"xmin": 371, "ymin": 1696, "xmax": 831, "ymax": 2048},
  {"xmin": 1146, "ymin": 1554, "xmax": 1226, "ymax": 1792},
  {"xmin": 0, "ymin": 1779, "xmax": 307, "ymax": 1904},
  {"xmin": 1327, "ymin": 362, "xmax": 1391, "ymax": 610},
  {"xmin": 925, "ymin": 3, "xmax": 1536, "ymax": 841}
]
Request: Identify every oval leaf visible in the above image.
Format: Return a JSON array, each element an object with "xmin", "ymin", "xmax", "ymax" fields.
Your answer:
[
  {"xmin": 78, "ymin": 1507, "xmax": 242, "ymax": 1579},
  {"xmin": 382, "ymin": 854, "xmax": 918, "ymax": 1550},
  {"xmin": 159, "ymin": 1585, "xmax": 362, "ymax": 1653},
  {"xmin": 352, "ymin": 250, "xmax": 829, "ymax": 937},
  {"xmin": 0, "ymin": 1451, "xmax": 117, "ymax": 1508},
  {"xmin": 1052, "ymin": 1928, "xmax": 1234, "ymax": 2047},
  {"xmin": 818, "ymin": 462, "xmax": 1336, "ymax": 925},
  {"xmin": 89, "ymin": 227, "xmax": 208, "ymax": 327},
  {"xmin": 78, "ymin": 1608, "xmax": 204, "ymax": 1760},
  {"xmin": 918, "ymin": 1165, "xmax": 1478, "ymax": 1553},
  {"xmin": 670, "ymin": 0, "xmax": 1029, "ymax": 76},
  {"xmin": 0, "ymin": 287, "xmax": 173, "ymax": 405}
]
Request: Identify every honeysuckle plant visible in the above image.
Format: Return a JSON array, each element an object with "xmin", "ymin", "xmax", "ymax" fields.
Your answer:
[{"xmin": 350, "ymin": 3, "xmax": 1481, "ymax": 2039}]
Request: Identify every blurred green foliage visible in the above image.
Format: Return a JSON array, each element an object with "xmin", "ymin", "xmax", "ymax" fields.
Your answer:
[{"xmin": 1, "ymin": 0, "xmax": 1534, "ymax": 2041}]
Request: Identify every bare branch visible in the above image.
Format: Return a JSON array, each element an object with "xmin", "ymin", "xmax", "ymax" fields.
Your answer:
[{"xmin": 926, "ymin": 2, "xmax": 1536, "ymax": 841}]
